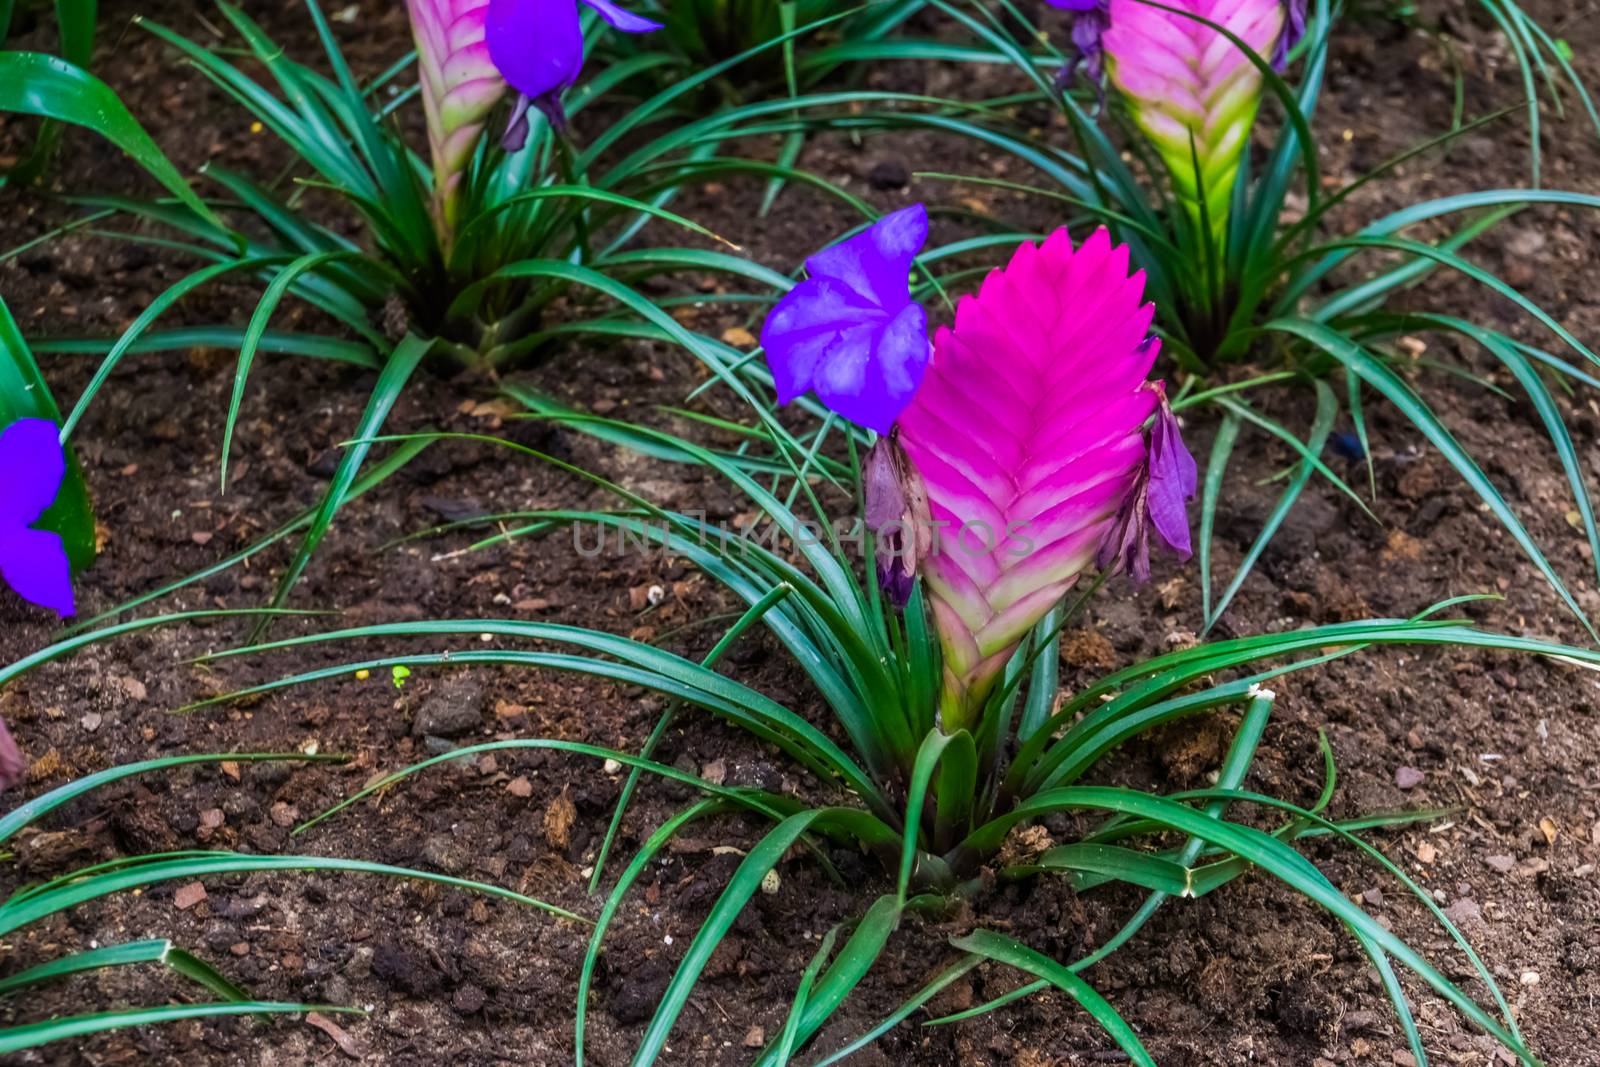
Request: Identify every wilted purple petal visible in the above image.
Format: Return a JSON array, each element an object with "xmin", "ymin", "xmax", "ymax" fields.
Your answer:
[
  {"xmin": 1043, "ymin": 0, "xmax": 1108, "ymax": 89},
  {"xmin": 1096, "ymin": 477, "xmax": 1151, "ymax": 582},
  {"xmin": 0, "ymin": 715, "xmax": 24, "ymax": 793},
  {"xmin": 502, "ymin": 93, "xmax": 536, "ymax": 149},
  {"xmin": 1273, "ymin": 0, "xmax": 1308, "ymax": 70},
  {"xmin": 1095, "ymin": 386, "xmax": 1195, "ymax": 581},
  {"xmin": 864, "ymin": 432, "xmax": 932, "ymax": 608},
  {"xmin": 1069, "ymin": 7, "xmax": 1110, "ymax": 85},
  {"xmin": 1147, "ymin": 397, "xmax": 1197, "ymax": 558},
  {"xmin": 760, "ymin": 204, "xmax": 932, "ymax": 434}
]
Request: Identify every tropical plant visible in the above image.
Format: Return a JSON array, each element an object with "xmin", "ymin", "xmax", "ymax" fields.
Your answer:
[
  {"xmin": 0, "ymin": 0, "xmax": 850, "ymax": 627},
  {"xmin": 848, "ymin": 0, "xmax": 1600, "ymax": 634},
  {"xmin": 172, "ymin": 220, "xmax": 1590, "ymax": 1065}
]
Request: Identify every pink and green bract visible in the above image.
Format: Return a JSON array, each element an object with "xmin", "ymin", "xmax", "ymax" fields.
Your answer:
[
  {"xmin": 408, "ymin": 0, "xmax": 505, "ymax": 233},
  {"xmin": 1102, "ymin": 0, "xmax": 1290, "ymax": 243},
  {"xmin": 896, "ymin": 228, "xmax": 1173, "ymax": 730},
  {"xmin": 407, "ymin": 0, "xmax": 659, "ymax": 237}
]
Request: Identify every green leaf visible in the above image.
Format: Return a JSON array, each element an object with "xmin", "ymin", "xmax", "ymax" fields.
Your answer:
[
  {"xmin": 1206, "ymin": 379, "xmax": 1337, "ymax": 631},
  {"xmin": 0, "ymin": 939, "xmax": 249, "ymax": 1004},
  {"xmin": 0, "ymin": 1002, "xmax": 354, "ymax": 1054},
  {"xmin": 966, "ymin": 789, "xmax": 1535, "ymax": 1061},
  {"xmin": 257, "ymin": 333, "xmax": 432, "ymax": 634},
  {"xmin": 577, "ymin": 800, "xmax": 732, "ymax": 1066},
  {"xmin": 1267, "ymin": 316, "xmax": 1596, "ymax": 639},
  {"xmin": 629, "ymin": 810, "xmax": 840, "ymax": 1066},
  {"xmin": 0, "ymin": 752, "xmax": 344, "ymax": 846},
  {"xmin": 950, "ymin": 930, "xmax": 1155, "ymax": 1066},
  {"xmin": 0, "ymin": 852, "xmax": 586, "ymax": 936},
  {"xmin": 588, "ymin": 584, "xmax": 795, "ymax": 893},
  {"xmin": 749, "ymin": 894, "xmax": 904, "ymax": 1067},
  {"xmin": 0, "ymin": 52, "xmax": 228, "ymax": 234},
  {"xmin": 1198, "ymin": 411, "xmax": 1242, "ymax": 626}
]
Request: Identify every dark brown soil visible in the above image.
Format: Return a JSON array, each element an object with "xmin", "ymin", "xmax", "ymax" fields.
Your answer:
[{"xmin": 3, "ymin": 0, "xmax": 1600, "ymax": 1064}]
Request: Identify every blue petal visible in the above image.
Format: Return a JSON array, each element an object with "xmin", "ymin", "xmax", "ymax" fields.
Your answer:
[
  {"xmin": 805, "ymin": 204, "xmax": 928, "ymax": 311},
  {"xmin": 486, "ymin": 0, "xmax": 585, "ymax": 103},
  {"xmin": 761, "ymin": 278, "xmax": 879, "ymax": 405},
  {"xmin": 812, "ymin": 302, "xmax": 930, "ymax": 435},
  {"xmin": 0, "ymin": 419, "xmax": 66, "ymax": 528},
  {"xmin": 0, "ymin": 528, "xmax": 75, "ymax": 617},
  {"xmin": 579, "ymin": 0, "xmax": 662, "ymax": 32}
]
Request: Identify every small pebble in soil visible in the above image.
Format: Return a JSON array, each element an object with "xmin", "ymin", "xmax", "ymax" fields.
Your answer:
[
  {"xmin": 1394, "ymin": 766, "xmax": 1425, "ymax": 790},
  {"xmin": 452, "ymin": 984, "xmax": 487, "ymax": 1014},
  {"xmin": 868, "ymin": 160, "xmax": 909, "ymax": 190},
  {"xmin": 412, "ymin": 677, "xmax": 485, "ymax": 738},
  {"xmin": 1485, "ymin": 854, "xmax": 1516, "ymax": 873},
  {"xmin": 423, "ymin": 736, "xmax": 458, "ymax": 756},
  {"xmin": 173, "ymin": 882, "xmax": 208, "ymax": 910}
]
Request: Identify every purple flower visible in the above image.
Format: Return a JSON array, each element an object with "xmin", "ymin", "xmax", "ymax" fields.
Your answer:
[
  {"xmin": 1049, "ymin": 0, "xmax": 1304, "ymax": 91},
  {"xmin": 1097, "ymin": 386, "xmax": 1197, "ymax": 582},
  {"xmin": 485, "ymin": 0, "xmax": 660, "ymax": 140},
  {"xmin": 1146, "ymin": 393, "xmax": 1198, "ymax": 554},
  {"xmin": 759, "ymin": 204, "xmax": 932, "ymax": 435},
  {"xmin": 1, "ymin": 419, "xmax": 76, "ymax": 617}
]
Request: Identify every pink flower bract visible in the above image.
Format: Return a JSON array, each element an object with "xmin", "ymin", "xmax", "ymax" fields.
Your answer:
[
  {"xmin": 897, "ymin": 228, "xmax": 1165, "ymax": 728},
  {"xmin": 1104, "ymin": 0, "xmax": 1288, "ymax": 240}
]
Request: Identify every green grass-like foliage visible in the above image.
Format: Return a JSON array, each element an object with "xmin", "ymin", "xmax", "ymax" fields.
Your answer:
[
  {"xmin": 0, "ymin": 0, "xmax": 97, "ymax": 183},
  {"xmin": 0, "ymin": 0, "xmax": 886, "ymax": 625},
  {"xmin": 854, "ymin": 0, "xmax": 1600, "ymax": 635},
  {"xmin": 176, "ymin": 409, "xmax": 1595, "ymax": 1065},
  {"xmin": 0, "ymin": 734, "xmax": 585, "ymax": 1050}
]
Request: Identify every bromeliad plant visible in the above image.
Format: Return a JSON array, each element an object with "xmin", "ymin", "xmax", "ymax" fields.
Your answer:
[
  {"xmin": 180, "ymin": 216, "xmax": 1581, "ymax": 1064},
  {"xmin": 0, "ymin": 0, "xmax": 839, "ymax": 623},
  {"xmin": 888, "ymin": 0, "xmax": 1600, "ymax": 632}
]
